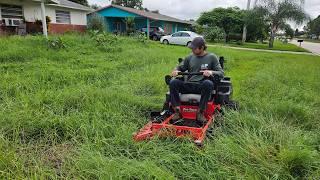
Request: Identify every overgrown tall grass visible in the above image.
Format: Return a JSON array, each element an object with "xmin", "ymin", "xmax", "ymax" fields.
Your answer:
[{"xmin": 0, "ymin": 34, "xmax": 319, "ymax": 179}]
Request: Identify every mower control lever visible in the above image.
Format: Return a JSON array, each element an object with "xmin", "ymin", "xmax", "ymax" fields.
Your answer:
[
  {"xmin": 165, "ymin": 72, "xmax": 220, "ymax": 85},
  {"xmin": 177, "ymin": 72, "xmax": 204, "ymax": 76},
  {"xmin": 177, "ymin": 72, "xmax": 221, "ymax": 82}
]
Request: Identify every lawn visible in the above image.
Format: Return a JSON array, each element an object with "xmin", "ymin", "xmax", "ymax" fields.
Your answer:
[
  {"xmin": 211, "ymin": 40, "xmax": 310, "ymax": 52},
  {"xmin": 0, "ymin": 34, "xmax": 319, "ymax": 179}
]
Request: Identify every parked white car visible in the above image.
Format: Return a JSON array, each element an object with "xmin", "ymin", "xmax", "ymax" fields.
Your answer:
[{"xmin": 160, "ymin": 31, "xmax": 203, "ymax": 46}]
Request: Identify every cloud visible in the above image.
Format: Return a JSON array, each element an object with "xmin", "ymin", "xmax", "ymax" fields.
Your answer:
[
  {"xmin": 88, "ymin": 0, "xmax": 320, "ymax": 20},
  {"xmin": 88, "ymin": 0, "xmax": 109, "ymax": 6},
  {"xmin": 143, "ymin": 0, "xmax": 248, "ymax": 20}
]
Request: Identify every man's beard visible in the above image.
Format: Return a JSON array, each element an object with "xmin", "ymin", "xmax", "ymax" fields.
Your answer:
[{"xmin": 194, "ymin": 51, "xmax": 202, "ymax": 56}]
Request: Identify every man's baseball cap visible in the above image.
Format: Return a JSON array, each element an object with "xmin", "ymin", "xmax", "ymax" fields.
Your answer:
[{"xmin": 188, "ymin": 37, "xmax": 206, "ymax": 49}]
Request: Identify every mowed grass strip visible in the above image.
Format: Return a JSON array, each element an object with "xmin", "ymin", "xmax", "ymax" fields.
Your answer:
[
  {"xmin": 210, "ymin": 40, "xmax": 310, "ymax": 52},
  {"xmin": 0, "ymin": 34, "xmax": 319, "ymax": 179}
]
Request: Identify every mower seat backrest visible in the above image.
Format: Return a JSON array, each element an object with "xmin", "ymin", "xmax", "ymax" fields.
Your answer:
[{"xmin": 179, "ymin": 94, "xmax": 201, "ymax": 103}]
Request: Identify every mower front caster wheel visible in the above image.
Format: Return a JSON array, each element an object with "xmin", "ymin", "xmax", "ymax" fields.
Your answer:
[{"xmin": 194, "ymin": 140, "xmax": 204, "ymax": 148}]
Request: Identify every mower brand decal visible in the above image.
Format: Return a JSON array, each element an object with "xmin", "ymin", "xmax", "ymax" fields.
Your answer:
[{"xmin": 183, "ymin": 108, "xmax": 198, "ymax": 113}]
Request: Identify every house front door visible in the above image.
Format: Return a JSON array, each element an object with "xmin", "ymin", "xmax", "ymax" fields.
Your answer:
[
  {"xmin": 164, "ymin": 23, "xmax": 172, "ymax": 34},
  {"xmin": 114, "ymin": 21, "xmax": 122, "ymax": 33}
]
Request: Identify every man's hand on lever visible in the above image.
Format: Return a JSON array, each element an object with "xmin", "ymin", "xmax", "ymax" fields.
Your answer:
[
  {"xmin": 171, "ymin": 70, "xmax": 181, "ymax": 77},
  {"xmin": 200, "ymin": 70, "xmax": 213, "ymax": 77}
]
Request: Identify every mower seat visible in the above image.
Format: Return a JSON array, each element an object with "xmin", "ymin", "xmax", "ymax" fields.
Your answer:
[{"xmin": 179, "ymin": 94, "xmax": 201, "ymax": 103}]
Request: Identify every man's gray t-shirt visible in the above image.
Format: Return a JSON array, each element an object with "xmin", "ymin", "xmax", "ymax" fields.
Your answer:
[{"xmin": 176, "ymin": 53, "xmax": 224, "ymax": 82}]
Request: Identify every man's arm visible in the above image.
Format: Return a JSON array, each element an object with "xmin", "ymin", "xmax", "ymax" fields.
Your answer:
[
  {"xmin": 171, "ymin": 55, "xmax": 191, "ymax": 77},
  {"xmin": 201, "ymin": 54, "xmax": 224, "ymax": 77},
  {"xmin": 211, "ymin": 54, "xmax": 224, "ymax": 77}
]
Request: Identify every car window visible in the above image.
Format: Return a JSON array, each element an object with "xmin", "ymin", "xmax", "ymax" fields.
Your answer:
[
  {"xmin": 172, "ymin": 32, "xmax": 181, "ymax": 37},
  {"xmin": 181, "ymin": 32, "xmax": 190, "ymax": 37},
  {"xmin": 191, "ymin": 32, "xmax": 200, "ymax": 36}
]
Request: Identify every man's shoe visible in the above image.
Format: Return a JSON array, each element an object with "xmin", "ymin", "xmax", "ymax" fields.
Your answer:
[
  {"xmin": 172, "ymin": 107, "xmax": 181, "ymax": 120},
  {"xmin": 196, "ymin": 110, "xmax": 207, "ymax": 124}
]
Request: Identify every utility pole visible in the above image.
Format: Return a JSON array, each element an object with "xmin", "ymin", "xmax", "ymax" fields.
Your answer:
[
  {"xmin": 242, "ymin": 0, "xmax": 251, "ymax": 44},
  {"xmin": 40, "ymin": 0, "xmax": 48, "ymax": 38}
]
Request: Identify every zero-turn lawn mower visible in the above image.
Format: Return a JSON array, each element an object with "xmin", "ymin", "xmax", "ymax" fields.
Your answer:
[{"xmin": 133, "ymin": 57, "xmax": 235, "ymax": 147}]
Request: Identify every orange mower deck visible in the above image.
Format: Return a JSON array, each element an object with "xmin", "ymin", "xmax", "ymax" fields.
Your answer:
[{"xmin": 133, "ymin": 102, "xmax": 220, "ymax": 146}]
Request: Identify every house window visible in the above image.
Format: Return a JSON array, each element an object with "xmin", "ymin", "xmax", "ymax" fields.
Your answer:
[
  {"xmin": 0, "ymin": 4, "xmax": 23, "ymax": 19},
  {"xmin": 56, "ymin": 10, "xmax": 71, "ymax": 24}
]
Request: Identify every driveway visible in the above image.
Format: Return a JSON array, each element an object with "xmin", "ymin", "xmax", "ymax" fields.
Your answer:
[{"xmin": 289, "ymin": 39, "xmax": 320, "ymax": 55}]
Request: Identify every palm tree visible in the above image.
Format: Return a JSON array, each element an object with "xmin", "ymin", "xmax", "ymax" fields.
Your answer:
[
  {"xmin": 124, "ymin": 17, "xmax": 135, "ymax": 35},
  {"xmin": 242, "ymin": 0, "xmax": 251, "ymax": 43},
  {"xmin": 255, "ymin": 0, "xmax": 307, "ymax": 48}
]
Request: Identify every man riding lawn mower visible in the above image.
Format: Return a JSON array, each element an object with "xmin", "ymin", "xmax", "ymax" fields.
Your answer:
[{"xmin": 133, "ymin": 37, "xmax": 236, "ymax": 147}]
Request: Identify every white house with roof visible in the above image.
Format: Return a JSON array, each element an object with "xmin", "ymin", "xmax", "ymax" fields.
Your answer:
[{"xmin": 0, "ymin": 0, "xmax": 92, "ymax": 35}]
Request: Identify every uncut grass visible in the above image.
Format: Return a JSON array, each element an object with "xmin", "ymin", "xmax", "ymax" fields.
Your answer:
[{"xmin": 0, "ymin": 34, "xmax": 319, "ymax": 179}]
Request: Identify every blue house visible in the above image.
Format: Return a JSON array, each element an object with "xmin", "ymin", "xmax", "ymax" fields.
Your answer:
[{"xmin": 90, "ymin": 4, "xmax": 192, "ymax": 36}]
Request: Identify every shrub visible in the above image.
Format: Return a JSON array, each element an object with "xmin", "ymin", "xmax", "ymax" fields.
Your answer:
[
  {"xmin": 236, "ymin": 40, "xmax": 243, "ymax": 45},
  {"xmin": 129, "ymin": 31, "xmax": 148, "ymax": 44},
  {"xmin": 203, "ymin": 26, "xmax": 225, "ymax": 42},
  {"xmin": 92, "ymin": 32, "xmax": 121, "ymax": 52},
  {"xmin": 87, "ymin": 13, "xmax": 107, "ymax": 32},
  {"xmin": 194, "ymin": 24, "xmax": 205, "ymax": 35},
  {"xmin": 47, "ymin": 37, "xmax": 67, "ymax": 50}
]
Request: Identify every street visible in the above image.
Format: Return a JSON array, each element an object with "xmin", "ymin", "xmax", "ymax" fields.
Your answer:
[{"xmin": 290, "ymin": 39, "xmax": 320, "ymax": 55}]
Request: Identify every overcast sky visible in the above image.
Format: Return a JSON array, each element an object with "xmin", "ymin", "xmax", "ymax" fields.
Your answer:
[{"xmin": 88, "ymin": 0, "xmax": 320, "ymax": 29}]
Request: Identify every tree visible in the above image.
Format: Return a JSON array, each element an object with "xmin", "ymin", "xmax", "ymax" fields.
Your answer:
[
  {"xmin": 197, "ymin": 7, "xmax": 245, "ymax": 42},
  {"xmin": 111, "ymin": 0, "xmax": 143, "ymax": 9},
  {"xmin": 255, "ymin": 0, "xmax": 307, "ymax": 48},
  {"xmin": 69, "ymin": 0, "xmax": 88, "ymax": 6},
  {"xmin": 282, "ymin": 24, "xmax": 294, "ymax": 39},
  {"xmin": 90, "ymin": 4, "xmax": 102, "ymax": 10},
  {"xmin": 242, "ymin": 0, "xmax": 251, "ymax": 43},
  {"xmin": 244, "ymin": 8, "xmax": 269, "ymax": 42},
  {"xmin": 307, "ymin": 15, "xmax": 320, "ymax": 39}
]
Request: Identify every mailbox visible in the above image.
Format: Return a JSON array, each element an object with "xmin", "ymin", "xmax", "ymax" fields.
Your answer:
[{"xmin": 297, "ymin": 39, "xmax": 304, "ymax": 46}]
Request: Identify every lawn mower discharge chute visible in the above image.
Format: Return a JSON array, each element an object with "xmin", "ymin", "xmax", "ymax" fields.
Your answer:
[{"xmin": 133, "ymin": 57, "xmax": 235, "ymax": 147}]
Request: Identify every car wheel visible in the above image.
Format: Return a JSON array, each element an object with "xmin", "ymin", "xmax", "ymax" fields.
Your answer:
[
  {"xmin": 152, "ymin": 35, "xmax": 158, "ymax": 41},
  {"xmin": 186, "ymin": 41, "xmax": 192, "ymax": 47},
  {"xmin": 163, "ymin": 39, "xmax": 169, "ymax": 45}
]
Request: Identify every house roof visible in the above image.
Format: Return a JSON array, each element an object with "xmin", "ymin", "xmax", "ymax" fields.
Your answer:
[
  {"xmin": 47, "ymin": 0, "xmax": 93, "ymax": 12},
  {"xmin": 94, "ymin": 4, "xmax": 192, "ymax": 25}
]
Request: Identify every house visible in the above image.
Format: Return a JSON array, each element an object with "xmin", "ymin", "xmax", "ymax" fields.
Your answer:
[
  {"xmin": 91, "ymin": 4, "xmax": 192, "ymax": 36},
  {"xmin": 0, "ymin": 0, "xmax": 92, "ymax": 35}
]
